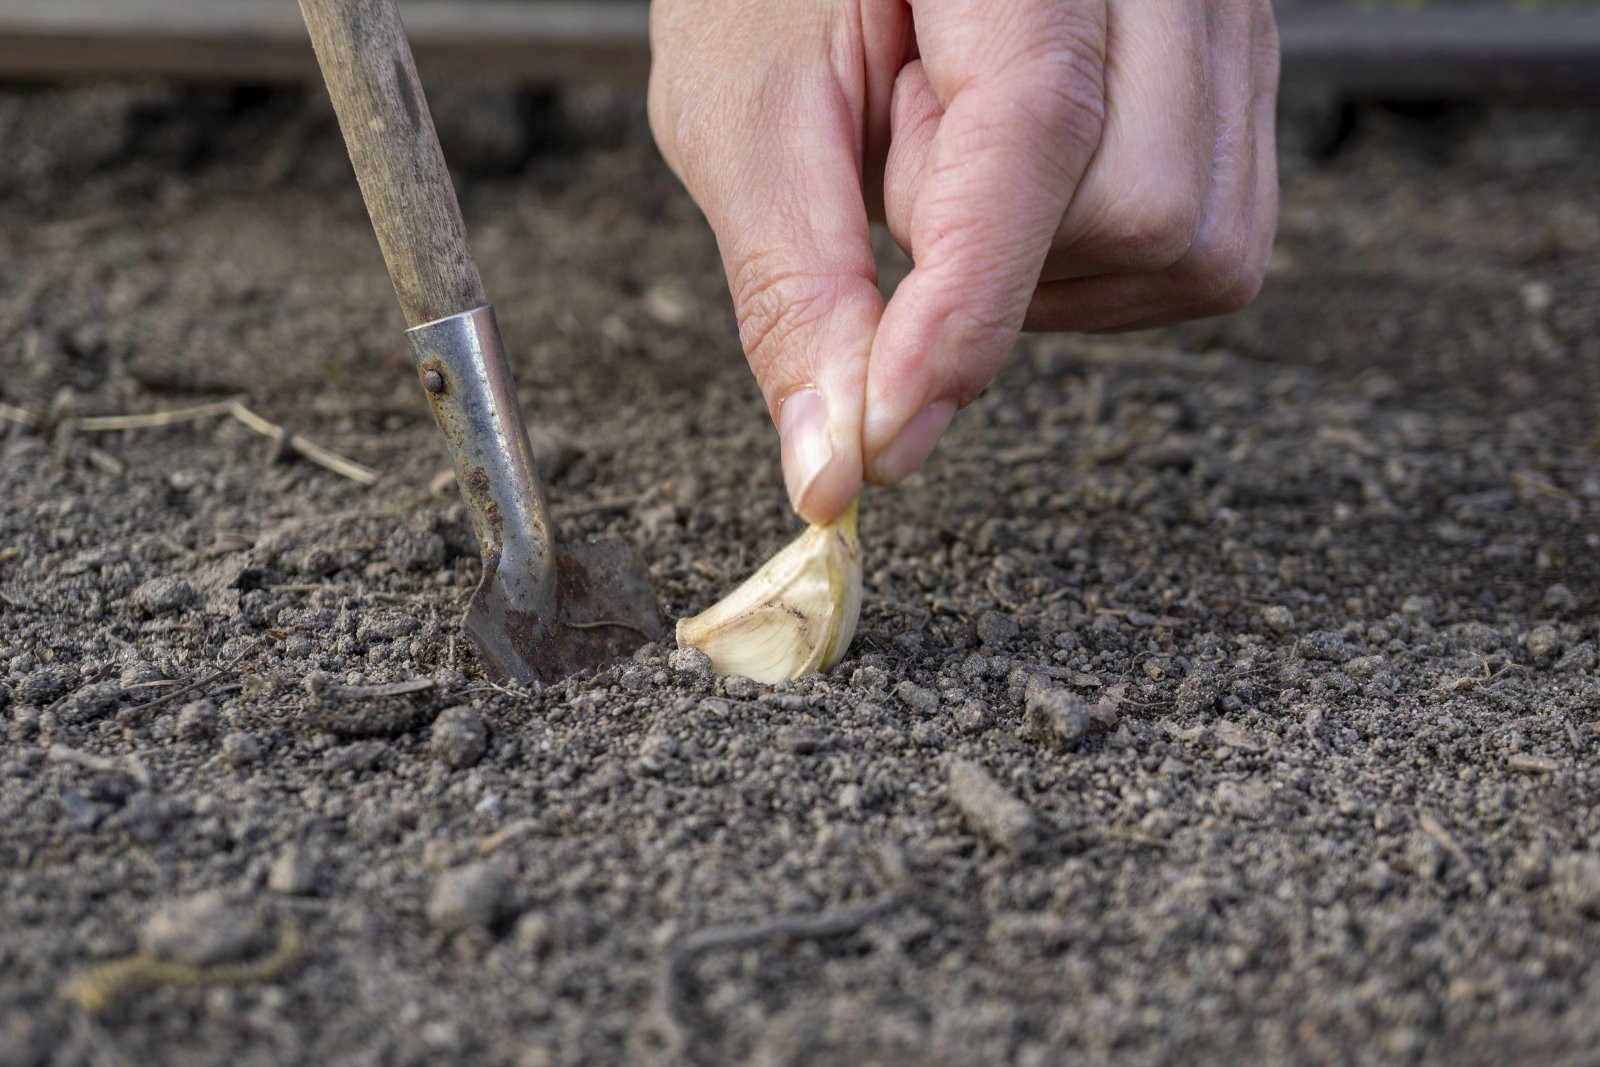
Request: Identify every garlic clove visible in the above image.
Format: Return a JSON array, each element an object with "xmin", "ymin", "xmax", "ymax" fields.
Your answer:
[{"xmin": 676, "ymin": 500, "xmax": 861, "ymax": 684}]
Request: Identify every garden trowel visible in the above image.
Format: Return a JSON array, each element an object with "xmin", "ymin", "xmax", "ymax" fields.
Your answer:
[{"xmin": 298, "ymin": 0, "xmax": 661, "ymax": 682}]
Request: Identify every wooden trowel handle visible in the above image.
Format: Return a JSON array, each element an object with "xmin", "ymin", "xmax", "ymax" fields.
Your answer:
[{"xmin": 299, "ymin": 0, "xmax": 486, "ymax": 326}]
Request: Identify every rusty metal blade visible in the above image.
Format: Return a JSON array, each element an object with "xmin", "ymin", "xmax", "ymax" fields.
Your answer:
[
  {"xmin": 463, "ymin": 537, "xmax": 660, "ymax": 684},
  {"xmin": 408, "ymin": 305, "xmax": 659, "ymax": 682}
]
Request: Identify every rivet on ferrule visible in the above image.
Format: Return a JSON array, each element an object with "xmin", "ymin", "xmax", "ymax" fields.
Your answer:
[{"xmin": 421, "ymin": 368, "xmax": 446, "ymax": 393}]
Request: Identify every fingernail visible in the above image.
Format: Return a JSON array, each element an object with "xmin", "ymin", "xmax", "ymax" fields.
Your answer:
[
  {"xmin": 779, "ymin": 388, "xmax": 833, "ymax": 513},
  {"xmin": 869, "ymin": 400, "xmax": 956, "ymax": 484}
]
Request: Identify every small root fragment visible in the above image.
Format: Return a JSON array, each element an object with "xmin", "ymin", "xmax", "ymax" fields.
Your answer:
[
  {"xmin": 64, "ymin": 917, "xmax": 303, "ymax": 1014},
  {"xmin": 0, "ymin": 401, "xmax": 42, "ymax": 428},
  {"xmin": 68, "ymin": 399, "xmax": 379, "ymax": 485},
  {"xmin": 225, "ymin": 402, "xmax": 379, "ymax": 485},
  {"xmin": 654, "ymin": 893, "xmax": 899, "ymax": 1052},
  {"xmin": 73, "ymin": 399, "xmax": 241, "ymax": 431},
  {"xmin": 947, "ymin": 757, "xmax": 1039, "ymax": 855}
]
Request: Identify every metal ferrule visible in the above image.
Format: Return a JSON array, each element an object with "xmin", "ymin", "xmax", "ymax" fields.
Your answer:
[{"xmin": 406, "ymin": 305, "xmax": 557, "ymax": 638}]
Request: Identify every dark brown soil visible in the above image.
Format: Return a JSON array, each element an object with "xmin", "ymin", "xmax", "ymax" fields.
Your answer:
[{"xmin": 1, "ymin": 79, "xmax": 1598, "ymax": 1066}]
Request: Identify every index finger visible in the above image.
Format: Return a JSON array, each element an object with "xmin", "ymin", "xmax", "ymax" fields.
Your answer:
[{"xmin": 863, "ymin": 0, "xmax": 1109, "ymax": 482}]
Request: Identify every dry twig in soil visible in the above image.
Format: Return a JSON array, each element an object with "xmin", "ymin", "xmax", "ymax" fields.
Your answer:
[
  {"xmin": 657, "ymin": 893, "xmax": 901, "ymax": 1045},
  {"xmin": 64, "ymin": 918, "xmax": 303, "ymax": 1014},
  {"xmin": 0, "ymin": 400, "xmax": 40, "ymax": 428},
  {"xmin": 68, "ymin": 399, "xmax": 380, "ymax": 485}
]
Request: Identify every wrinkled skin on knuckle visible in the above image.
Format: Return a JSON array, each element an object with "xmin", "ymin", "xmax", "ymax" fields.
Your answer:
[
  {"xmin": 1095, "ymin": 181, "xmax": 1204, "ymax": 271},
  {"xmin": 1177, "ymin": 225, "xmax": 1263, "ymax": 317},
  {"xmin": 918, "ymin": 285, "xmax": 1024, "ymax": 403},
  {"xmin": 913, "ymin": 207, "xmax": 1044, "ymax": 313},
  {"xmin": 927, "ymin": 7, "xmax": 1107, "ymax": 167},
  {"xmin": 729, "ymin": 258, "xmax": 836, "ymax": 390},
  {"xmin": 1017, "ymin": 37, "xmax": 1108, "ymax": 167}
]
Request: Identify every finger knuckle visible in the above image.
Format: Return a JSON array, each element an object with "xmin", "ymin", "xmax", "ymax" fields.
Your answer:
[
  {"xmin": 947, "ymin": 299, "xmax": 1019, "ymax": 355},
  {"xmin": 1011, "ymin": 24, "xmax": 1108, "ymax": 161},
  {"xmin": 1026, "ymin": 78, "xmax": 1107, "ymax": 170},
  {"xmin": 729, "ymin": 258, "xmax": 835, "ymax": 376},
  {"xmin": 1181, "ymin": 229, "xmax": 1266, "ymax": 315},
  {"xmin": 1210, "ymin": 265, "xmax": 1266, "ymax": 315},
  {"xmin": 920, "ymin": 293, "xmax": 1021, "ymax": 403},
  {"xmin": 1100, "ymin": 184, "xmax": 1204, "ymax": 270}
]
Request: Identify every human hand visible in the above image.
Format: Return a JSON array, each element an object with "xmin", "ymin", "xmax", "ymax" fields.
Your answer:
[{"xmin": 648, "ymin": 0, "xmax": 1279, "ymax": 525}]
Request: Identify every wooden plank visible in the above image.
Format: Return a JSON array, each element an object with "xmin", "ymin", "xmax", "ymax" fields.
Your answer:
[
  {"xmin": 1278, "ymin": 9, "xmax": 1600, "ymax": 98},
  {"xmin": 0, "ymin": 2, "xmax": 1599, "ymax": 98},
  {"xmin": 0, "ymin": 0, "xmax": 650, "ymax": 83}
]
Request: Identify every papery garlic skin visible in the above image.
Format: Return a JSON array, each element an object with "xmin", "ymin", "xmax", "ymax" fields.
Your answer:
[{"xmin": 675, "ymin": 500, "xmax": 861, "ymax": 684}]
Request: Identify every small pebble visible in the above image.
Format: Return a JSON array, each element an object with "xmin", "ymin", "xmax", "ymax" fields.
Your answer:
[
  {"xmin": 1174, "ymin": 670, "xmax": 1221, "ymax": 716},
  {"xmin": 268, "ymin": 844, "xmax": 318, "ymax": 895},
  {"xmin": 947, "ymin": 758, "xmax": 1038, "ymax": 855},
  {"xmin": 722, "ymin": 675, "xmax": 758, "ymax": 700},
  {"xmin": 894, "ymin": 681, "xmax": 940, "ymax": 716},
  {"xmin": 849, "ymin": 665, "xmax": 888, "ymax": 692},
  {"xmin": 1543, "ymin": 583, "xmax": 1578, "ymax": 614},
  {"xmin": 1551, "ymin": 853, "xmax": 1600, "ymax": 916},
  {"xmin": 1299, "ymin": 630, "xmax": 1352, "ymax": 663},
  {"xmin": 58, "ymin": 682, "xmax": 121, "ymax": 724},
  {"xmin": 118, "ymin": 661, "xmax": 164, "ymax": 687},
  {"xmin": 635, "ymin": 732, "xmax": 676, "ymax": 777},
  {"xmin": 954, "ymin": 700, "xmax": 990, "ymax": 734},
  {"xmin": 1345, "ymin": 655, "xmax": 1386, "ymax": 679},
  {"xmin": 18, "ymin": 667, "xmax": 74, "ymax": 705},
  {"xmin": 175, "ymin": 700, "xmax": 218, "ymax": 742},
  {"xmin": 1364, "ymin": 860, "xmax": 1398, "ymax": 893},
  {"xmin": 140, "ymin": 890, "xmax": 263, "ymax": 965},
  {"xmin": 667, "ymin": 647, "xmax": 713, "ymax": 680},
  {"xmin": 1262, "ymin": 605, "xmax": 1294, "ymax": 632},
  {"xmin": 1510, "ymin": 845, "xmax": 1550, "ymax": 889},
  {"xmin": 618, "ymin": 665, "xmax": 652, "ymax": 693},
  {"xmin": 1524, "ymin": 625, "xmax": 1562, "ymax": 661},
  {"xmin": 1554, "ymin": 643, "xmax": 1597, "ymax": 673},
  {"xmin": 426, "ymin": 860, "xmax": 511, "ymax": 933},
  {"xmin": 221, "ymin": 732, "xmax": 263, "ymax": 768},
  {"xmin": 1211, "ymin": 719, "xmax": 1263, "ymax": 753},
  {"xmin": 1022, "ymin": 675, "xmax": 1090, "ymax": 748},
  {"xmin": 975, "ymin": 611, "xmax": 1020, "ymax": 648},
  {"xmin": 1400, "ymin": 595, "xmax": 1432, "ymax": 622},
  {"xmin": 775, "ymin": 726, "xmax": 829, "ymax": 754},
  {"xmin": 1215, "ymin": 781, "xmax": 1269, "ymax": 820},
  {"xmin": 58, "ymin": 790, "xmax": 109, "ymax": 831},
  {"xmin": 430, "ymin": 706, "xmax": 488, "ymax": 770},
  {"xmin": 513, "ymin": 911, "xmax": 554, "ymax": 954},
  {"xmin": 355, "ymin": 610, "xmax": 421, "ymax": 643},
  {"xmin": 132, "ymin": 576, "xmax": 198, "ymax": 616},
  {"xmin": 643, "ymin": 283, "xmax": 692, "ymax": 326}
]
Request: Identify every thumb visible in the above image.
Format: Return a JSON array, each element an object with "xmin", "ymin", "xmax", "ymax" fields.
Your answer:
[{"xmin": 687, "ymin": 90, "xmax": 882, "ymax": 526}]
